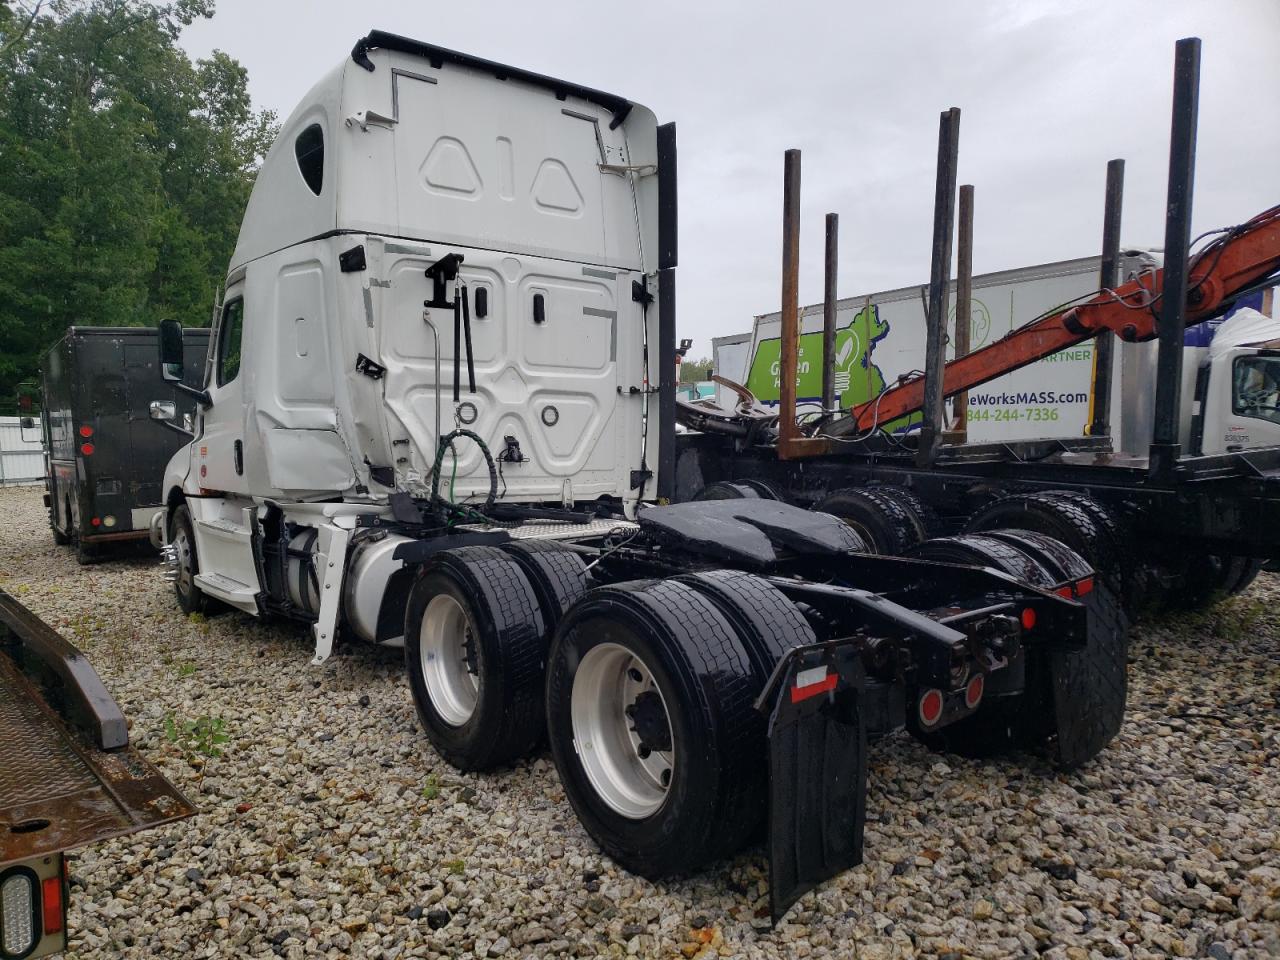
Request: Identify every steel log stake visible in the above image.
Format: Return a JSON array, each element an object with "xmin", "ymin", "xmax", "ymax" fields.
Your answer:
[
  {"xmin": 1087, "ymin": 159, "xmax": 1125, "ymax": 439},
  {"xmin": 1150, "ymin": 37, "xmax": 1200, "ymax": 481},
  {"xmin": 822, "ymin": 213, "xmax": 840, "ymax": 415},
  {"xmin": 946, "ymin": 183, "xmax": 974, "ymax": 442},
  {"xmin": 917, "ymin": 107, "xmax": 961, "ymax": 467}
]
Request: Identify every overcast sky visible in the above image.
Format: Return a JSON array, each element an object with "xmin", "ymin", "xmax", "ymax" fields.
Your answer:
[{"xmin": 179, "ymin": 0, "xmax": 1279, "ymax": 359}]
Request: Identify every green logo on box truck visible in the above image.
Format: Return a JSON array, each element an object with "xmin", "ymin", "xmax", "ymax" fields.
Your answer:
[{"xmin": 745, "ymin": 304, "xmax": 921, "ymax": 432}]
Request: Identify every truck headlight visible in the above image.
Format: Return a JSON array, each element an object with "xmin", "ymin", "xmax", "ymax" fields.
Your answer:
[{"xmin": 0, "ymin": 870, "xmax": 36, "ymax": 957}]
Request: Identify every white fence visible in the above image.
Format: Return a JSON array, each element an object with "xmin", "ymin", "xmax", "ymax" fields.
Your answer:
[{"xmin": 0, "ymin": 416, "xmax": 45, "ymax": 486}]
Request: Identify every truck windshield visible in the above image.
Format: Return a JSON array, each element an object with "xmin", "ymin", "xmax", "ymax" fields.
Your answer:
[{"xmin": 1231, "ymin": 355, "xmax": 1280, "ymax": 425}]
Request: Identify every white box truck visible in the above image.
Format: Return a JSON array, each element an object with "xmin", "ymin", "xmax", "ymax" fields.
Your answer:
[{"xmin": 731, "ymin": 255, "xmax": 1278, "ymax": 452}]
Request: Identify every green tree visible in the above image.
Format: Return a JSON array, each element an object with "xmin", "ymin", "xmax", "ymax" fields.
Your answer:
[
  {"xmin": 680, "ymin": 356, "xmax": 713, "ymax": 383},
  {"xmin": 0, "ymin": 0, "xmax": 275, "ymax": 409}
]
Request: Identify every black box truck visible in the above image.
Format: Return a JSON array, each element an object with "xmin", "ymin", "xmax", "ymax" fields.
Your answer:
[{"xmin": 40, "ymin": 326, "xmax": 210, "ymax": 563}]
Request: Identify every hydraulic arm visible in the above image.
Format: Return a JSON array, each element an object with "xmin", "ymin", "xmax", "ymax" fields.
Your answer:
[{"xmin": 826, "ymin": 204, "xmax": 1280, "ymax": 437}]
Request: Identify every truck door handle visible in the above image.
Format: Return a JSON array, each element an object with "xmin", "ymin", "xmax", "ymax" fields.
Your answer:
[
  {"xmin": 233, "ymin": 439, "xmax": 243, "ymax": 476},
  {"xmin": 533, "ymin": 293, "xmax": 546, "ymax": 324}
]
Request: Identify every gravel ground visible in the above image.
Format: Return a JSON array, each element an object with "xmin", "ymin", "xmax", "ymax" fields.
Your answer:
[{"xmin": 0, "ymin": 485, "xmax": 1277, "ymax": 960}]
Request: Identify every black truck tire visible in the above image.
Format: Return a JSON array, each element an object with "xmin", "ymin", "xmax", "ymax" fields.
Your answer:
[
  {"xmin": 907, "ymin": 533, "xmax": 1058, "ymax": 587},
  {"xmin": 500, "ymin": 540, "xmax": 590, "ymax": 637},
  {"xmin": 74, "ymin": 534, "xmax": 97, "ymax": 566},
  {"xmin": 873, "ymin": 486, "xmax": 943, "ymax": 541},
  {"xmin": 814, "ymin": 487, "xmax": 924, "ymax": 556},
  {"xmin": 692, "ymin": 481, "xmax": 762, "ymax": 501},
  {"xmin": 906, "ymin": 532, "xmax": 1066, "ymax": 757},
  {"xmin": 908, "ymin": 534, "xmax": 1127, "ymax": 768},
  {"xmin": 1228, "ymin": 558, "xmax": 1264, "ymax": 596},
  {"xmin": 982, "ymin": 529, "xmax": 1094, "ymax": 583},
  {"xmin": 674, "ymin": 570, "xmax": 815, "ymax": 684},
  {"xmin": 405, "ymin": 546, "xmax": 547, "ymax": 771},
  {"xmin": 50, "ymin": 498, "xmax": 69, "ymax": 546},
  {"xmin": 965, "ymin": 492, "xmax": 1124, "ymax": 597},
  {"xmin": 1170, "ymin": 553, "xmax": 1261, "ymax": 611},
  {"xmin": 737, "ymin": 479, "xmax": 786, "ymax": 501},
  {"xmin": 170, "ymin": 504, "xmax": 208, "ymax": 614},
  {"xmin": 546, "ymin": 580, "xmax": 765, "ymax": 875}
]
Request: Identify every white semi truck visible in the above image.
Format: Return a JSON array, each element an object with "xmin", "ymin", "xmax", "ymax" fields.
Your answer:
[
  {"xmin": 723, "ymin": 257, "xmax": 1280, "ymax": 453},
  {"xmin": 147, "ymin": 31, "xmax": 1124, "ymax": 919}
]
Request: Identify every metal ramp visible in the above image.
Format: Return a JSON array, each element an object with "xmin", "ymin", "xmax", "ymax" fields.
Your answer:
[{"xmin": 0, "ymin": 589, "xmax": 194, "ymax": 866}]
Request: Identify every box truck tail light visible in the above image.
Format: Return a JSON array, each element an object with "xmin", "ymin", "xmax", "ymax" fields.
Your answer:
[
  {"xmin": 90, "ymin": 517, "xmax": 101, "ymax": 527},
  {"xmin": 41, "ymin": 876, "xmax": 62, "ymax": 937},
  {"xmin": 80, "ymin": 442, "xmax": 94, "ymax": 456},
  {"xmin": 0, "ymin": 871, "xmax": 37, "ymax": 957},
  {"xmin": 1019, "ymin": 607, "xmax": 1037, "ymax": 630},
  {"xmin": 78, "ymin": 424, "xmax": 93, "ymax": 438}
]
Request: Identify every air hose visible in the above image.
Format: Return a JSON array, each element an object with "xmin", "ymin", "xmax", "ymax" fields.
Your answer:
[{"xmin": 429, "ymin": 429, "xmax": 498, "ymax": 521}]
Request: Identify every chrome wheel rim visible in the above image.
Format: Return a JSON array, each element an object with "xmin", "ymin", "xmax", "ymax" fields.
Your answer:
[
  {"xmin": 419, "ymin": 594, "xmax": 480, "ymax": 726},
  {"xmin": 570, "ymin": 642, "xmax": 674, "ymax": 819},
  {"xmin": 173, "ymin": 524, "xmax": 195, "ymax": 600}
]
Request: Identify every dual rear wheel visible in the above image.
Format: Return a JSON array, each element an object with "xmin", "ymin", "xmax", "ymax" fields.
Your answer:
[{"xmin": 404, "ymin": 549, "xmax": 813, "ymax": 877}]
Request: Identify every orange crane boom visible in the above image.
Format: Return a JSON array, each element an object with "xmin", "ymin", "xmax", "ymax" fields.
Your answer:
[{"xmin": 827, "ymin": 204, "xmax": 1280, "ymax": 438}]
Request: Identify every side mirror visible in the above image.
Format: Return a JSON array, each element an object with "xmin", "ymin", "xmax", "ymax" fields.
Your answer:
[
  {"xmin": 19, "ymin": 416, "xmax": 34, "ymax": 429},
  {"xmin": 149, "ymin": 400, "xmax": 177, "ymax": 422},
  {"xmin": 159, "ymin": 319, "xmax": 184, "ymax": 382}
]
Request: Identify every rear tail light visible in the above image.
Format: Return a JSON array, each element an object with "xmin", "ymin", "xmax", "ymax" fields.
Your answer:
[
  {"xmin": 78, "ymin": 424, "xmax": 93, "ymax": 438},
  {"xmin": 0, "ymin": 871, "xmax": 36, "ymax": 957},
  {"xmin": 1019, "ymin": 607, "xmax": 1037, "ymax": 630},
  {"xmin": 917, "ymin": 688, "xmax": 944, "ymax": 727},
  {"xmin": 91, "ymin": 517, "xmax": 102, "ymax": 527},
  {"xmin": 102, "ymin": 516, "xmax": 116, "ymax": 528},
  {"xmin": 80, "ymin": 442, "xmax": 95, "ymax": 456},
  {"xmin": 965, "ymin": 673, "xmax": 985, "ymax": 709},
  {"xmin": 41, "ymin": 876, "xmax": 62, "ymax": 936}
]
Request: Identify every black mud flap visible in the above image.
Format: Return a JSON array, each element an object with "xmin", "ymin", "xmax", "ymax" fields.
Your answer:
[
  {"xmin": 761, "ymin": 643, "xmax": 867, "ymax": 923},
  {"xmin": 1046, "ymin": 582, "xmax": 1129, "ymax": 769}
]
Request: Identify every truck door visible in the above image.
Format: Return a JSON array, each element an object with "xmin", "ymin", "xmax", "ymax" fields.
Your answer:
[
  {"xmin": 199, "ymin": 288, "xmax": 250, "ymax": 494},
  {"xmin": 1203, "ymin": 349, "xmax": 1280, "ymax": 453}
]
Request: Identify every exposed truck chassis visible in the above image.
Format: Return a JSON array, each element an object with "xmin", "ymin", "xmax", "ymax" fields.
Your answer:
[
  {"xmin": 362, "ymin": 496, "xmax": 1123, "ymax": 920},
  {"xmin": 674, "ymin": 37, "xmax": 1280, "ymax": 621}
]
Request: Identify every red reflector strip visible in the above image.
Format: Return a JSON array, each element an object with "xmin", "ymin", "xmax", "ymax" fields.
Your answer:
[
  {"xmin": 1055, "ymin": 576, "xmax": 1095, "ymax": 600},
  {"xmin": 42, "ymin": 876, "xmax": 63, "ymax": 934},
  {"xmin": 790, "ymin": 667, "xmax": 838, "ymax": 703}
]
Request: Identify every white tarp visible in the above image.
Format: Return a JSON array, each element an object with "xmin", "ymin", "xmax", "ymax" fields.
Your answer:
[{"xmin": 1207, "ymin": 307, "xmax": 1280, "ymax": 361}]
